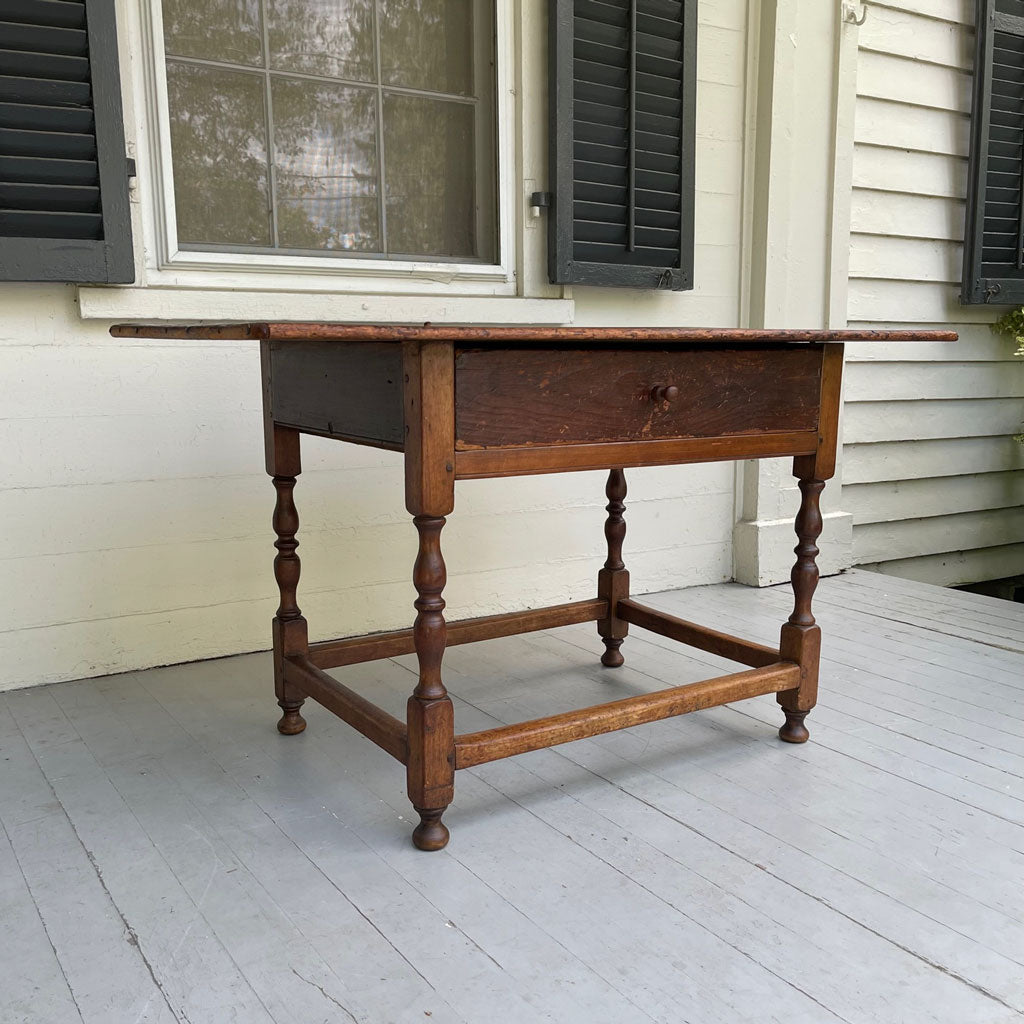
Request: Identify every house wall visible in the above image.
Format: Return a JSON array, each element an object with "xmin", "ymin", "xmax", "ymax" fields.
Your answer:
[
  {"xmin": 0, "ymin": 0, "xmax": 753, "ymax": 690},
  {"xmin": 845, "ymin": 0, "xmax": 1024, "ymax": 586}
]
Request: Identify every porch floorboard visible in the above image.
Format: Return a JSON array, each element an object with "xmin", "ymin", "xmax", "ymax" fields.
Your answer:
[{"xmin": 2, "ymin": 569, "xmax": 1023, "ymax": 1024}]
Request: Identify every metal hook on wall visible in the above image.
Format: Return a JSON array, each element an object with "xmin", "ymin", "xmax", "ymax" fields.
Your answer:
[{"xmin": 842, "ymin": 1, "xmax": 868, "ymax": 26}]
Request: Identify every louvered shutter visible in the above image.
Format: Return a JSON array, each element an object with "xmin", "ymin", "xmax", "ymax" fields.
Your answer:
[
  {"xmin": 962, "ymin": 0, "xmax": 1024, "ymax": 303},
  {"xmin": 548, "ymin": 0, "xmax": 696, "ymax": 290},
  {"xmin": 0, "ymin": 0, "xmax": 133, "ymax": 282}
]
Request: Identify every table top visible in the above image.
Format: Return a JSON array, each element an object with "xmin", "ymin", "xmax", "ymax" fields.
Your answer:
[{"xmin": 110, "ymin": 323, "xmax": 958, "ymax": 345}]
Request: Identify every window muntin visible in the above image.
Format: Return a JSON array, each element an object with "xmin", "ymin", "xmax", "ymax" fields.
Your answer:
[{"xmin": 162, "ymin": 0, "xmax": 496, "ymax": 262}]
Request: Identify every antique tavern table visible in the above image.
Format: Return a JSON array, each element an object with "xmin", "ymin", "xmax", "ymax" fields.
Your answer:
[{"xmin": 111, "ymin": 323, "xmax": 955, "ymax": 850}]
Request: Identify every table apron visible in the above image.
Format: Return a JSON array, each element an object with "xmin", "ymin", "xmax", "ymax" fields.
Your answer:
[{"xmin": 453, "ymin": 430, "xmax": 819, "ymax": 478}]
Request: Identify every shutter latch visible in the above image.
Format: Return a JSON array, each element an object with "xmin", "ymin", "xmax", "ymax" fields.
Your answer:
[
  {"xmin": 841, "ymin": 2, "xmax": 867, "ymax": 25},
  {"xmin": 529, "ymin": 191, "xmax": 552, "ymax": 218}
]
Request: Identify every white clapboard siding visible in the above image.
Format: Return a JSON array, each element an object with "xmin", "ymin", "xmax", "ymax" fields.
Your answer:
[
  {"xmin": 859, "ymin": 4, "xmax": 973, "ymax": 68},
  {"xmin": 857, "ymin": 50, "xmax": 970, "ymax": 113},
  {"xmin": 869, "ymin": 0, "xmax": 973, "ymax": 26},
  {"xmin": 700, "ymin": 0, "xmax": 747, "ymax": 30},
  {"xmin": 844, "ymin": 435, "xmax": 1024, "ymax": 483},
  {"xmin": 844, "ymin": 398, "xmax": 1022, "ymax": 442},
  {"xmin": 847, "ymin": 281, "xmax": 1003, "ymax": 322},
  {"xmin": 1, "ymin": 490, "xmax": 736, "ymax": 636},
  {"xmin": 851, "ymin": 189, "xmax": 964, "ymax": 241},
  {"xmin": 854, "ymin": 508, "xmax": 1023, "ymax": 564},
  {"xmin": 854, "ymin": 97, "xmax": 970, "ymax": 156},
  {"xmin": 0, "ymin": 462, "xmax": 731, "ymax": 563},
  {"xmin": 848, "ymin": 3, "xmax": 1024, "ymax": 585},
  {"xmin": 852, "ymin": 146, "xmax": 967, "ymax": 200},
  {"xmin": 845, "ymin": 359, "xmax": 1024, "ymax": 400},
  {"xmin": 696, "ymin": 82, "xmax": 744, "ymax": 142},
  {"xmin": 845, "ymin": 471, "xmax": 1024, "ymax": 524},
  {"xmin": 849, "ymin": 236, "xmax": 961, "ymax": 283},
  {"xmin": 698, "ymin": 25, "xmax": 745, "ymax": 86},
  {"xmin": 846, "ymin": 325, "xmax": 1013, "ymax": 360},
  {"xmin": 857, "ymin": 542, "xmax": 1024, "ymax": 586}
]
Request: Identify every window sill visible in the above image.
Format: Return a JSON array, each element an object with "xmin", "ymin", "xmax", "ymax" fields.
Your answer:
[{"xmin": 76, "ymin": 286, "xmax": 574, "ymax": 324}]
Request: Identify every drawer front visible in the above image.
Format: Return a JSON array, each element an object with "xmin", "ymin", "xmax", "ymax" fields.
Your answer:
[{"xmin": 455, "ymin": 346, "xmax": 823, "ymax": 449}]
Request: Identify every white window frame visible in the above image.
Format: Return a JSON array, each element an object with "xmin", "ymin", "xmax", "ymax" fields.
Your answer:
[{"xmin": 129, "ymin": 0, "xmax": 517, "ymax": 297}]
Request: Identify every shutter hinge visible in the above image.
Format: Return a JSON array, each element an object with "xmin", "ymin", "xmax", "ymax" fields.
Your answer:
[
  {"xmin": 126, "ymin": 157, "xmax": 137, "ymax": 180},
  {"xmin": 529, "ymin": 191, "xmax": 552, "ymax": 218}
]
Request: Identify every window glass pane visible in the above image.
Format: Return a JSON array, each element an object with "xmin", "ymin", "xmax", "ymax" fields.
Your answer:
[
  {"xmin": 162, "ymin": 0, "xmax": 263, "ymax": 66},
  {"xmin": 383, "ymin": 95, "xmax": 479, "ymax": 258},
  {"xmin": 267, "ymin": 0, "xmax": 375, "ymax": 81},
  {"xmin": 272, "ymin": 78, "xmax": 380, "ymax": 251},
  {"xmin": 164, "ymin": 0, "xmax": 497, "ymax": 261},
  {"xmin": 378, "ymin": 0, "xmax": 474, "ymax": 95},
  {"xmin": 166, "ymin": 63, "xmax": 271, "ymax": 246}
]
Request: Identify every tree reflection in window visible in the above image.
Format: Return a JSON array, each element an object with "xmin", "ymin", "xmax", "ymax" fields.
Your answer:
[{"xmin": 163, "ymin": 0, "xmax": 496, "ymax": 261}]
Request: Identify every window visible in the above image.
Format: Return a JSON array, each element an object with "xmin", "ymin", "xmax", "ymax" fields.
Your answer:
[
  {"xmin": 0, "ymin": 0, "xmax": 133, "ymax": 283},
  {"xmin": 161, "ymin": 0, "xmax": 497, "ymax": 263},
  {"xmin": 963, "ymin": 0, "xmax": 1024, "ymax": 303},
  {"xmin": 546, "ymin": 0, "xmax": 696, "ymax": 291}
]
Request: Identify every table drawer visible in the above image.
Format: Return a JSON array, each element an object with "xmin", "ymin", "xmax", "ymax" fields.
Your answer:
[{"xmin": 454, "ymin": 346, "xmax": 824, "ymax": 449}]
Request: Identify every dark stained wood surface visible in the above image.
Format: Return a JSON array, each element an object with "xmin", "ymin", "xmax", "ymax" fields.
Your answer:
[
  {"xmin": 111, "ymin": 322, "xmax": 958, "ymax": 344},
  {"xmin": 806, "ymin": 343, "xmax": 845, "ymax": 480},
  {"xmin": 308, "ymin": 599, "xmax": 607, "ymax": 670},
  {"xmin": 403, "ymin": 340, "xmax": 456, "ymax": 516},
  {"xmin": 453, "ymin": 662, "xmax": 801, "ymax": 769},
  {"xmin": 197, "ymin": 318, "xmax": 956, "ymax": 849},
  {"xmin": 455, "ymin": 346, "xmax": 823, "ymax": 448},
  {"xmin": 597, "ymin": 469, "xmax": 630, "ymax": 668},
  {"xmin": 267, "ymin": 425, "xmax": 308, "ymax": 737},
  {"xmin": 284, "ymin": 655, "xmax": 408, "ymax": 762},
  {"xmin": 268, "ymin": 340, "xmax": 404, "ymax": 447},
  {"xmin": 407, "ymin": 512, "xmax": 455, "ymax": 850},
  {"xmin": 453, "ymin": 430, "xmax": 819, "ymax": 478},
  {"xmin": 617, "ymin": 599, "xmax": 781, "ymax": 669},
  {"xmin": 778, "ymin": 472, "xmax": 827, "ymax": 741}
]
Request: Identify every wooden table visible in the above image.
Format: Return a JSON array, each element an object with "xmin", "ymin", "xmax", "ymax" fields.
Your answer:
[{"xmin": 112, "ymin": 323, "xmax": 955, "ymax": 850}]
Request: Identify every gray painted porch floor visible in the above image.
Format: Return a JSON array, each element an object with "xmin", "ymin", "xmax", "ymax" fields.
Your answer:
[{"xmin": 3, "ymin": 569, "xmax": 1024, "ymax": 1024}]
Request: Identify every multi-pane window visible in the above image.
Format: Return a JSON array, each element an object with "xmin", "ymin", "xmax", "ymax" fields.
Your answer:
[{"xmin": 162, "ymin": 0, "xmax": 497, "ymax": 262}]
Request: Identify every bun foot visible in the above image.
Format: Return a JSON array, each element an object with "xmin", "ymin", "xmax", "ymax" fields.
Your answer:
[
  {"xmin": 601, "ymin": 639, "xmax": 625, "ymax": 668},
  {"xmin": 779, "ymin": 710, "xmax": 810, "ymax": 744},
  {"xmin": 276, "ymin": 701, "xmax": 307, "ymax": 735},
  {"xmin": 412, "ymin": 808, "xmax": 450, "ymax": 851}
]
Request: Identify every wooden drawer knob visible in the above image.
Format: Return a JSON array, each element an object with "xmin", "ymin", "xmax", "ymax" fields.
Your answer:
[{"xmin": 650, "ymin": 384, "xmax": 679, "ymax": 403}]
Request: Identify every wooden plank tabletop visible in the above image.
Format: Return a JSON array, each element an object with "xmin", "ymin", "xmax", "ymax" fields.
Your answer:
[{"xmin": 110, "ymin": 323, "xmax": 959, "ymax": 344}]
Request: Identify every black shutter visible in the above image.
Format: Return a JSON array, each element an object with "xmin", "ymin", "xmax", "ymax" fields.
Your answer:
[
  {"xmin": 963, "ymin": 0, "xmax": 1024, "ymax": 303},
  {"xmin": 0, "ymin": 0, "xmax": 134, "ymax": 282},
  {"xmin": 548, "ymin": 0, "xmax": 696, "ymax": 290}
]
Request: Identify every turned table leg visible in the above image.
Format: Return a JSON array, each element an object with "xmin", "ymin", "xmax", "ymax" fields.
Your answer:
[
  {"xmin": 778, "ymin": 471, "xmax": 825, "ymax": 743},
  {"xmin": 597, "ymin": 468, "xmax": 630, "ymax": 668},
  {"xmin": 407, "ymin": 515, "xmax": 455, "ymax": 850},
  {"xmin": 269, "ymin": 426, "xmax": 309, "ymax": 735}
]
